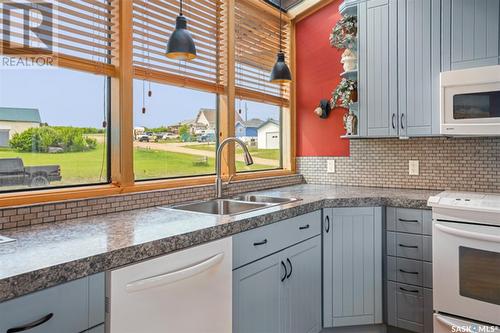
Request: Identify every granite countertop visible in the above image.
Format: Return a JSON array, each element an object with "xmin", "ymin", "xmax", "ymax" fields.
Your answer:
[{"xmin": 0, "ymin": 184, "xmax": 439, "ymax": 302}]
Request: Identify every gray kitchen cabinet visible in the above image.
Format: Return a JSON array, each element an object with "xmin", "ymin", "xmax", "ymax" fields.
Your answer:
[
  {"xmin": 385, "ymin": 207, "xmax": 433, "ymax": 332},
  {"xmin": 397, "ymin": 0, "xmax": 441, "ymax": 136},
  {"xmin": 0, "ymin": 273, "xmax": 105, "ymax": 333},
  {"xmin": 323, "ymin": 207, "xmax": 383, "ymax": 328},
  {"xmin": 358, "ymin": 0, "xmax": 398, "ymax": 137},
  {"xmin": 442, "ymin": 0, "xmax": 500, "ymax": 71},
  {"xmin": 233, "ymin": 251, "xmax": 283, "ymax": 333},
  {"xmin": 283, "ymin": 236, "xmax": 322, "ymax": 333},
  {"xmin": 233, "ymin": 212, "xmax": 322, "ymax": 333}
]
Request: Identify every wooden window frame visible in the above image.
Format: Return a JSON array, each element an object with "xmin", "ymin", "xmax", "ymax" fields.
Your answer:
[{"xmin": 0, "ymin": 0, "xmax": 296, "ymax": 207}]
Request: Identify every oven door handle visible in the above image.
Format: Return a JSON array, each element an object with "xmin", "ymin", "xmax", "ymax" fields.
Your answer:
[
  {"xmin": 435, "ymin": 223, "xmax": 500, "ymax": 243},
  {"xmin": 435, "ymin": 314, "xmax": 466, "ymax": 329}
]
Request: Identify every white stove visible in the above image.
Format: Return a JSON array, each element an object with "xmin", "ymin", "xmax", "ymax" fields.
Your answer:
[{"xmin": 428, "ymin": 191, "xmax": 500, "ymax": 332}]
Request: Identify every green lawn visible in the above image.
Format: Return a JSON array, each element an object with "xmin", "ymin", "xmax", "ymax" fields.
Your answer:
[
  {"xmin": 0, "ymin": 145, "xmax": 270, "ymax": 187},
  {"xmin": 187, "ymin": 144, "xmax": 281, "ymax": 161}
]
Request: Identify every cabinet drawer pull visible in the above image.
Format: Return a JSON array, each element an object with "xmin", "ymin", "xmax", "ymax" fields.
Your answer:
[
  {"xmin": 398, "ymin": 243, "xmax": 418, "ymax": 249},
  {"xmin": 7, "ymin": 313, "xmax": 54, "ymax": 333},
  {"xmin": 299, "ymin": 224, "xmax": 310, "ymax": 230},
  {"xmin": 398, "ymin": 218, "xmax": 419, "ymax": 223},
  {"xmin": 399, "ymin": 287, "xmax": 419, "ymax": 294},
  {"xmin": 399, "ymin": 269, "xmax": 419, "ymax": 275},
  {"xmin": 253, "ymin": 239, "xmax": 268, "ymax": 246},
  {"xmin": 286, "ymin": 258, "xmax": 292, "ymax": 279},
  {"xmin": 281, "ymin": 261, "xmax": 287, "ymax": 282},
  {"xmin": 325, "ymin": 216, "xmax": 330, "ymax": 233}
]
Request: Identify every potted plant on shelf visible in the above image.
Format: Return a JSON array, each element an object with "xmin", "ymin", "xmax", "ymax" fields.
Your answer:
[
  {"xmin": 330, "ymin": 15, "xmax": 358, "ymax": 72},
  {"xmin": 330, "ymin": 78, "xmax": 358, "ymax": 109}
]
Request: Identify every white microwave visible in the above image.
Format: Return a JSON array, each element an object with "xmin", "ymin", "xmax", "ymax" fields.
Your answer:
[{"xmin": 440, "ymin": 65, "xmax": 500, "ymax": 136}]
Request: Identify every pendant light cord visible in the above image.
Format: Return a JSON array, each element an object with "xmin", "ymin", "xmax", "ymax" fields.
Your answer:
[
  {"xmin": 180, "ymin": 0, "xmax": 183, "ymax": 15},
  {"xmin": 279, "ymin": 0, "xmax": 282, "ymax": 52}
]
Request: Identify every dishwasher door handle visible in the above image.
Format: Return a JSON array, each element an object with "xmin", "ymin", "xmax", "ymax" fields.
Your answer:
[{"xmin": 126, "ymin": 253, "xmax": 224, "ymax": 293}]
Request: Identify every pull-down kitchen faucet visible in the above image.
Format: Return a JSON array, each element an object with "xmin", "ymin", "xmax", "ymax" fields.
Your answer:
[{"xmin": 215, "ymin": 137, "xmax": 253, "ymax": 198}]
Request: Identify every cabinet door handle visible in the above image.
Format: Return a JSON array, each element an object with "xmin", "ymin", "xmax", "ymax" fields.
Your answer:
[
  {"xmin": 281, "ymin": 261, "xmax": 287, "ymax": 282},
  {"xmin": 399, "ymin": 269, "xmax": 419, "ymax": 275},
  {"xmin": 399, "ymin": 287, "xmax": 419, "ymax": 294},
  {"xmin": 400, "ymin": 113, "xmax": 405, "ymax": 129},
  {"xmin": 286, "ymin": 258, "xmax": 293, "ymax": 279},
  {"xmin": 325, "ymin": 216, "xmax": 330, "ymax": 233},
  {"xmin": 299, "ymin": 224, "xmax": 310, "ymax": 230},
  {"xmin": 398, "ymin": 243, "xmax": 418, "ymax": 249},
  {"xmin": 398, "ymin": 218, "xmax": 419, "ymax": 223},
  {"xmin": 392, "ymin": 113, "xmax": 396, "ymax": 129},
  {"xmin": 253, "ymin": 239, "xmax": 267, "ymax": 246},
  {"xmin": 7, "ymin": 313, "xmax": 54, "ymax": 333}
]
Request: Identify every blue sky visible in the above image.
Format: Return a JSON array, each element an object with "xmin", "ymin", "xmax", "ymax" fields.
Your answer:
[{"xmin": 0, "ymin": 68, "xmax": 280, "ymax": 129}]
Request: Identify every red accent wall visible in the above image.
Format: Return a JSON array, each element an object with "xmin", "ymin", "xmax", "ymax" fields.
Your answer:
[{"xmin": 296, "ymin": 1, "xmax": 350, "ymax": 157}]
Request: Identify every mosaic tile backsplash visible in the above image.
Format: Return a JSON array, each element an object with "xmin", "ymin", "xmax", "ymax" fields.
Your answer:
[
  {"xmin": 297, "ymin": 137, "xmax": 500, "ymax": 193},
  {"xmin": 0, "ymin": 174, "xmax": 304, "ymax": 231}
]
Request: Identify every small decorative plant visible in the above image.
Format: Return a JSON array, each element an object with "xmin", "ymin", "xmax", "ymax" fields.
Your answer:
[
  {"xmin": 329, "ymin": 15, "xmax": 357, "ymax": 50},
  {"xmin": 330, "ymin": 78, "xmax": 358, "ymax": 109}
]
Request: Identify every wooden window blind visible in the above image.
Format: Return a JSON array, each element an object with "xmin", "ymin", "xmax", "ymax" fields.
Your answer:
[
  {"xmin": 0, "ymin": 0, "xmax": 117, "ymax": 76},
  {"xmin": 235, "ymin": 0, "xmax": 290, "ymax": 106},
  {"xmin": 132, "ymin": 0, "xmax": 223, "ymax": 93}
]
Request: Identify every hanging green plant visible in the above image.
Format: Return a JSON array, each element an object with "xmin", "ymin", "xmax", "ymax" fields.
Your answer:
[
  {"xmin": 329, "ymin": 15, "xmax": 357, "ymax": 50},
  {"xmin": 330, "ymin": 78, "xmax": 358, "ymax": 109}
]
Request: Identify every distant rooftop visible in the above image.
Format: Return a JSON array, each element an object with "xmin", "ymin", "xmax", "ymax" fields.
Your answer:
[{"xmin": 0, "ymin": 107, "xmax": 41, "ymax": 123}]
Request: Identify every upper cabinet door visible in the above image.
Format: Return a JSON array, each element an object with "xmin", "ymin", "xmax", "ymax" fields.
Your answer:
[
  {"xmin": 359, "ymin": 0, "xmax": 398, "ymax": 137},
  {"xmin": 442, "ymin": 0, "xmax": 500, "ymax": 71},
  {"xmin": 398, "ymin": 0, "xmax": 441, "ymax": 136}
]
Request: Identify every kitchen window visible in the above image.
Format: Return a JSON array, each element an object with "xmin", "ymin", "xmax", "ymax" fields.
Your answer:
[{"xmin": 0, "ymin": 0, "xmax": 294, "ymax": 203}]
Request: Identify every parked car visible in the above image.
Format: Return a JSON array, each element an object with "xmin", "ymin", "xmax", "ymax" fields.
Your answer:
[
  {"xmin": 197, "ymin": 133, "xmax": 216, "ymax": 142},
  {"xmin": 138, "ymin": 134, "xmax": 150, "ymax": 142},
  {"xmin": 0, "ymin": 158, "xmax": 62, "ymax": 187}
]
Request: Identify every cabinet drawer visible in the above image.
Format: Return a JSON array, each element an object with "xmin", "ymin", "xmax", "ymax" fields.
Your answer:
[
  {"xmin": 423, "ymin": 262, "xmax": 432, "ymax": 289},
  {"xmin": 233, "ymin": 211, "xmax": 321, "ymax": 269},
  {"xmin": 388, "ymin": 257, "xmax": 423, "ymax": 287},
  {"xmin": 387, "ymin": 281, "xmax": 433, "ymax": 333},
  {"xmin": 387, "ymin": 208, "xmax": 432, "ymax": 235},
  {"xmin": 423, "ymin": 236, "xmax": 432, "ymax": 262},
  {"xmin": 0, "ymin": 277, "xmax": 91, "ymax": 333},
  {"xmin": 387, "ymin": 232, "xmax": 432, "ymax": 262}
]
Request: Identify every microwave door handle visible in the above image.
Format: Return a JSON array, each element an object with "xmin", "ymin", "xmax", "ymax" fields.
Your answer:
[
  {"xmin": 435, "ymin": 223, "xmax": 500, "ymax": 243},
  {"xmin": 125, "ymin": 253, "xmax": 224, "ymax": 293}
]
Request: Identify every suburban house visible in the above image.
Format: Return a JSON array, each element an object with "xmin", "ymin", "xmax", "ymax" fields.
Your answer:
[
  {"xmin": 257, "ymin": 119, "xmax": 280, "ymax": 150},
  {"xmin": 235, "ymin": 118, "xmax": 264, "ymax": 138},
  {"xmin": 0, "ymin": 107, "xmax": 41, "ymax": 147}
]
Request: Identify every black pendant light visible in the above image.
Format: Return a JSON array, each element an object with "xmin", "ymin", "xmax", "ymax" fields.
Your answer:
[
  {"xmin": 166, "ymin": 0, "xmax": 197, "ymax": 61},
  {"xmin": 270, "ymin": 0, "xmax": 292, "ymax": 83}
]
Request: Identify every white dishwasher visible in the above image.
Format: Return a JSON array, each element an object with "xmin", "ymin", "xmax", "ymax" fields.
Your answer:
[{"xmin": 106, "ymin": 237, "xmax": 232, "ymax": 333}]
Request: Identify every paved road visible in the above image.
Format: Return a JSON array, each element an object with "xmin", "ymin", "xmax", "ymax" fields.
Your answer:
[{"xmin": 134, "ymin": 141, "xmax": 279, "ymax": 167}]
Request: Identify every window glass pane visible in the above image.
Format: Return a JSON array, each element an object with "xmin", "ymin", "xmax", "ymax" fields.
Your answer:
[
  {"xmin": 235, "ymin": 99, "xmax": 282, "ymax": 172},
  {"xmin": 133, "ymin": 81, "xmax": 219, "ymax": 180},
  {"xmin": 0, "ymin": 67, "xmax": 110, "ymax": 191}
]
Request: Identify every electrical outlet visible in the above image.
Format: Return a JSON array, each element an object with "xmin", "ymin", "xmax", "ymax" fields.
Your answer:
[
  {"xmin": 409, "ymin": 160, "xmax": 419, "ymax": 176},
  {"xmin": 327, "ymin": 160, "xmax": 336, "ymax": 173}
]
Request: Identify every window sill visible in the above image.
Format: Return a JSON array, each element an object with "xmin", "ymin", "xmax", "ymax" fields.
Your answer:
[{"xmin": 0, "ymin": 170, "xmax": 296, "ymax": 208}]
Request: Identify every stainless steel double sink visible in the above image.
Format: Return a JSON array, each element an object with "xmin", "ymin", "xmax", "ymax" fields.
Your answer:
[{"xmin": 160, "ymin": 195, "xmax": 300, "ymax": 216}]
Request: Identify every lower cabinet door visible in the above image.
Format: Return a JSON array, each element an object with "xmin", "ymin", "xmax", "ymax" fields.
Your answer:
[
  {"xmin": 283, "ymin": 236, "xmax": 322, "ymax": 333},
  {"xmin": 323, "ymin": 207, "xmax": 383, "ymax": 327},
  {"xmin": 233, "ymin": 252, "xmax": 284, "ymax": 333}
]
